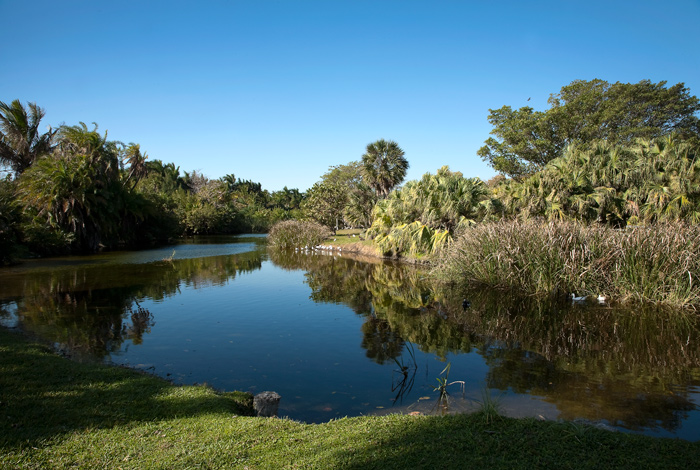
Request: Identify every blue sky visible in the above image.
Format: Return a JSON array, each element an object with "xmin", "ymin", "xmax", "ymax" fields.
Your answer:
[{"xmin": 2, "ymin": 0, "xmax": 699, "ymax": 191}]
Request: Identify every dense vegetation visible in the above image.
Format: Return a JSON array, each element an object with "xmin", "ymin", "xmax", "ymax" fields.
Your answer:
[
  {"xmin": 5, "ymin": 79, "xmax": 700, "ymax": 308},
  {"xmin": 478, "ymin": 79, "xmax": 700, "ymax": 180},
  {"xmin": 434, "ymin": 220, "xmax": 700, "ymax": 308},
  {"xmin": 3, "ymin": 79, "xmax": 700, "ymax": 464},
  {"xmin": 280, "ymin": 79, "xmax": 700, "ymax": 309},
  {"xmin": 0, "ymin": 100, "xmax": 304, "ymax": 262}
]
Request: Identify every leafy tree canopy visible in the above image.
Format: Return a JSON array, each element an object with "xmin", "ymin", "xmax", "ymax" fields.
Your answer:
[
  {"xmin": 322, "ymin": 161, "xmax": 364, "ymax": 188},
  {"xmin": 0, "ymin": 99, "xmax": 55, "ymax": 176},
  {"xmin": 302, "ymin": 180, "xmax": 347, "ymax": 230},
  {"xmin": 478, "ymin": 79, "xmax": 700, "ymax": 179}
]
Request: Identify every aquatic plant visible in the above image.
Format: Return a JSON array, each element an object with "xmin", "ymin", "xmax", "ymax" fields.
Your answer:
[{"xmin": 433, "ymin": 362, "xmax": 465, "ymax": 410}]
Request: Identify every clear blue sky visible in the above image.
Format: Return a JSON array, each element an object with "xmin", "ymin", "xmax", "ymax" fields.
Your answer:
[{"xmin": 2, "ymin": 0, "xmax": 699, "ymax": 191}]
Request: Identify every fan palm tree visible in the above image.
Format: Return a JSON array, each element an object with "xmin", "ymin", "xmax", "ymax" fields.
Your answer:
[
  {"xmin": 361, "ymin": 139, "xmax": 409, "ymax": 198},
  {"xmin": 0, "ymin": 100, "xmax": 56, "ymax": 175}
]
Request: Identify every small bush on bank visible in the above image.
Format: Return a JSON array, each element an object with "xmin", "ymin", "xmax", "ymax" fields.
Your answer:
[
  {"xmin": 434, "ymin": 220, "xmax": 700, "ymax": 309},
  {"xmin": 268, "ymin": 220, "xmax": 332, "ymax": 249}
]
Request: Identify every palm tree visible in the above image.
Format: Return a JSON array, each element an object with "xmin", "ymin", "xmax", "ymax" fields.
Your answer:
[
  {"xmin": 17, "ymin": 123, "xmax": 133, "ymax": 251},
  {"xmin": 221, "ymin": 173, "xmax": 237, "ymax": 192},
  {"xmin": 0, "ymin": 100, "xmax": 55, "ymax": 175},
  {"xmin": 361, "ymin": 139, "xmax": 409, "ymax": 198},
  {"xmin": 365, "ymin": 166, "xmax": 490, "ymax": 256}
]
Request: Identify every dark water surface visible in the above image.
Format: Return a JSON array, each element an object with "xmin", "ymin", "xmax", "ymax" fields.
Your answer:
[{"xmin": 1, "ymin": 235, "xmax": 699, "ymax": 440}]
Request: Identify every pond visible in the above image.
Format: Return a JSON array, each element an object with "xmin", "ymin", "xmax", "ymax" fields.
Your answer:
[{"xmin": 1, "ymin": 235, "xmax": 699, "ymax": 440}]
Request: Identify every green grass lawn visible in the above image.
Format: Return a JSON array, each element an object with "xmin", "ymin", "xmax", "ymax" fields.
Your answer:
[
  {"xmin": 330, "ymin": 229, "xmax": 366, "ymax": 245},
  {"xmin": 1, "ymin": 327, "xmax": 698, "ymax": 469}
]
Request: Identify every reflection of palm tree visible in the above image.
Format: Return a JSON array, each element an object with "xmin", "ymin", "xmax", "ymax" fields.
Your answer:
[
  {"xmin": 361, "ymin": 317, "xmax": 405, "ymax": 364},
  {"xmin": 126, "ymin": 303, "xmax": 155, "ymax": 345}
]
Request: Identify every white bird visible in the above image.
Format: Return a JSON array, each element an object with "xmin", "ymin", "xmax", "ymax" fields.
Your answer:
[
  {"xmin": 571, "ymin": 293, "xmax": 587, "ymax": 302},
  {"xmin": 597, "ymin": 295, "xmax": 607, "ymax": 304}
]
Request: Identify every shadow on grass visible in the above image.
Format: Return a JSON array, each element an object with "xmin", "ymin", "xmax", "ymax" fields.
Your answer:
[
  {"xmin": 0, "ymin": 328, "xmax": 253, "ymax": 449},
  {"xmin": 321, "ymin": 413, "xmax": 700, "ymax": 470}
]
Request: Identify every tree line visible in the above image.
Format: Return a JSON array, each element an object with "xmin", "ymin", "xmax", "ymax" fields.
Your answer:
[
  {"xmin": 300, "ymin": 79, "xmax": 700, "ymax": 258},
  {"xmin": 0, "ymin": 102, "xmax": 305, "ymax": 262},
  {"xmin": 3, "ymin": 78, "xmax": 699, "ymax": 263}
]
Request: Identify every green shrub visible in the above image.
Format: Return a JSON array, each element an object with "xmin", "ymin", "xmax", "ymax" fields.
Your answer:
[{"xmin": 268, "ymin": 220, "xmax": 332, "ymax": 249}]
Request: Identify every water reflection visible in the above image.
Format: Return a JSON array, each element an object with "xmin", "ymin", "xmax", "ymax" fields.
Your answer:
[
  {"xmin": 269, "ymin": 249, "xmax": 700, "ymax": 435},
  {"xmin": 1, "ymin": 247, "xmax": 264, "ymax": 358},
  {"xmin": 0, "ymin": 240, "xmax": 698, "ymax": 438}
]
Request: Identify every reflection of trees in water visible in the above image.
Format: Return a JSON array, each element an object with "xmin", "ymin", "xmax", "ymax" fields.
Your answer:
[
  {"xmin": 4, "ymin": 250, "xmax": 264, "ymax": 358},
  {"xmin": 126, "ymin": 302, "xmax": 155, "ymax": 345},
  {"xmin": 5, "ymin": 245, "xmax": 698, "ymax": 432},
  {"xmin": 270, "ymin": 249, "xmax": 700, "ymax": 432},
  {"xmin": 361, "ymin": 318, "xmax": 405, "ymax": 364},
  {"xmin": 436, "ymin": 289, "xmax": 700, "ymax": 432}
]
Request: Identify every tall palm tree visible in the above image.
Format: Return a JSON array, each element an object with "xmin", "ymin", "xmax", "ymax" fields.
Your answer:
[
  {"xmin": 361, "ymin": 139, "xmax": 409, "ymax": 198},
  {"xmin": 0, "ymin": 100, "xmax": 55, "ymax": 175}
]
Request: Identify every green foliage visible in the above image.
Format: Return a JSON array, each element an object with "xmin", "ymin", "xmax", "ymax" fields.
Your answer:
[
  {"xmin": 435, "ymin": 220, "xmax": 700, "ymax": 309},
  {"xmin": 172, "ymin": 176, "xmax": 238, "ymax": 235},
  {"xmin": 303, "ymin": 161, "xmax": 376, "ymax": 229},
  {"xmin": 475, "ymin": 389, "xmax": 502, "ymax": 425},
  {"xmin": 324, "ymin": 161, "xmax": 377, "ymax": 228},
  {"xmin": 433, "ymin": 363, "xmax": 465, "ymax": 410},
  {"xmin": 362, "ymin": 139, "xmax": 409, "ymax": 198},
  {"xmin": 1, "ymin": 98, "xmax": 305, "ymax": 256},
  {"xmin": 0, "ymin": 99, "xmax": 56, "ymax": 175},
  {"xmin": 480, "ymin": 79, "xmax": 700, "ymax": 179},
  {"xmin": 497, "ymin": 136, "xmax": 700, "ymax": 225},
  {"xmin": 302, "ymin": 180, "xmax": 347, "ymax": 229},
  {"xmin": 345, "ymin": 181, "xmax": 377, "ymax": 228},
  {"xmin": 267, "ymin": 186, "xmax": 304, "ymax": 211},
  {"xmin": 367, "ymin": 166, "xmax": 497, "ymax": 256},
  {"xmin": 268, "ymin": 219, "xmax": 332, "ymax": 249},
  {"xmin": 0, "ymin": 177, "xmax": 22, "ymax": 264},
  {"xmin": 15, "ymin": 123, "xmax": 159, "ymax": 252}
]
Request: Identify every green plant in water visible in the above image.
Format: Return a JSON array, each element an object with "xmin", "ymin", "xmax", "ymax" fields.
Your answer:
[
  {"xmin": 391, "ymin": 342, "xmax": 417, "ymax": 404},
  {"xmin": 433, "ymin": 362, "xmax": 465, "ymax": 411}
]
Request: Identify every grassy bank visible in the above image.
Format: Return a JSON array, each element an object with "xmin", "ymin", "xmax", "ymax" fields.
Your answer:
[
  {"xmin": 1, "ymin": 328, "xmax": 698, "ymax": 469},
  {"xmin": 434, "ymin": 220, "xmax": 700, "ymax": 310}
]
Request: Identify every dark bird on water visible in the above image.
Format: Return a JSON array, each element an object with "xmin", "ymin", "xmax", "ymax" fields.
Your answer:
[{"xmin": 462, "ymin": 299, "xmax": 471, "ymax": 309}]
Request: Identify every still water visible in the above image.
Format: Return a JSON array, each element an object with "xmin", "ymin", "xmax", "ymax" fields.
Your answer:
[{"xmin": 1, "ymin": 235, "xmax": 699, "ymax": 440}]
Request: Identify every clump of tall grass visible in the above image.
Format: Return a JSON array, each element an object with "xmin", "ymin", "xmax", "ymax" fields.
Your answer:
[
  {"xmin": 433, "ymin": 220, "xmax": 700, "ymax": 310},
  {"xmin": 268, "ymin": 220, "xmax": 332, "ymax": 250}
]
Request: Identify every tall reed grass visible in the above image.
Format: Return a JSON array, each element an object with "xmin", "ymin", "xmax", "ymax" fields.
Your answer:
[
  {"xmin": 433, "ymin": 220, "xmax": 700, "ymax": 310},
  {"xmin": 268, "ymin": 220, "xmax": 332, "ymax": 250}
]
